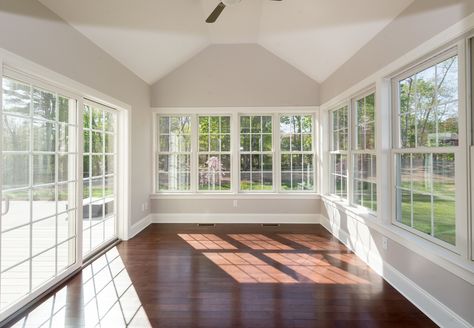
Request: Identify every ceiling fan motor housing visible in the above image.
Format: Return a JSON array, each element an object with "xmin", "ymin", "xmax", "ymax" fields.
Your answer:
[{"xmin": 222, "ymin": 0, "xmax": 242, "ymax": 6}]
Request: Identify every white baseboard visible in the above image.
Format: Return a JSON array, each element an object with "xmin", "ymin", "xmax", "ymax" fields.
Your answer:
[
  {"xmin": 319, "ymin": 216, "xmax": 471, "ymax": 328},
  {"xmin": 127, "ymin": 214, "xmax": 152, "ymax": 240},
  {"xmin": 150, "ymin": 213, "xmax": 321, "ymax": 224}
]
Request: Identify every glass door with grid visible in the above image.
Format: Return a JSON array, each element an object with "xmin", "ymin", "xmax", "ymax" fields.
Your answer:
[
  {"xmin": 82, "ymin": 102, "xmax": 117, "ymax": 257},
  {"xmin": 0, "ymin": 74, "xmax": 79, "ymax": 319}
]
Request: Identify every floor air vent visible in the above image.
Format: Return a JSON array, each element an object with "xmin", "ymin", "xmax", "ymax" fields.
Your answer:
[
  {"xmin": 261, "ymin": 224, "xmax": 280, "ymax": 227},
  {"xmin": 197, "ymin": 223, "xmax": 216, "ymax": 227}
]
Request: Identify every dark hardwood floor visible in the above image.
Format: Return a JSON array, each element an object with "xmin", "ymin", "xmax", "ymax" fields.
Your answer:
[{"xmin": 6, "ymin": 224, "xmax": 436, "ymax": 328}]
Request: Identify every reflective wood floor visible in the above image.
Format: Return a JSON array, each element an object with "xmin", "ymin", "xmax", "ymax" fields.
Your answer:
[{"xmin": 6, "ymin": 224, "xmax": 436, "ymax": 328}]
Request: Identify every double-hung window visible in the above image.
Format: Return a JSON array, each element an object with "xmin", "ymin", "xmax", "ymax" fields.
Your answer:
[
  {"xmin": 329, "ymin": 106, "xmax": 349, "ymax": 198},
  {"xmin": 392, "ymin": 49, "xmax": 460, "ymax": 247},
  {"xmin": 352, "ymin": 92, "xmax": 377, "ymax": 211},
  {"xmin": 239, "ymin": 115, "xmax": 273, "ymax": 191},
  {"xmin": 198, "ymin": 115, "xmax": 231, "ymax": 191},
  {"xmin": 157, "ymin": 115, "xmax": 192, "ymax": 192},
  {"xmin": 280, "ymin": 115, "xmax": 314, "ymax": 191}
]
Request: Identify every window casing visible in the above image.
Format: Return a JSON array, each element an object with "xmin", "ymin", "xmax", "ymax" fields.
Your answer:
[
  {"xmin": 352, "ymin": 93, "xmax": 377, "ymax": 212},
  {"xmin": 156, "ymin": 115, "xmax": 192, "ymax": 192},
  {"xmin": 329, "ymin": 106, "xmax": 348, "ymax": 198},
  {"xmin": 392, "ymin": 48, "xmax": 462, "ymax": 249},
  {"xmin": 280, "ymin": 115, "xmax": 315, "ymax": 192}
]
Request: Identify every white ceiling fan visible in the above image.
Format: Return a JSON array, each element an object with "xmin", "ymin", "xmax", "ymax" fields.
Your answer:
[{"xmin": 206, "ymin": 0, "xmax": 282, "ymax": 23}]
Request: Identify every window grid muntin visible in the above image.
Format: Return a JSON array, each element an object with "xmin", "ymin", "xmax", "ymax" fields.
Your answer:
[
  {"xmin": 239, "ymin": 115, "xmax": 274, "ymax": 192},
  {"xmin": 197, "ymin": 115, "xmax": 232, "ymax": 192},
  {"xmin": 280, "ymin": 115, "xmax": 314, "ymax": 192},
  {"xmin": 157, "ymin": 115, "xmax": 192, "ymax": 192},
  {"xmin": 392, "ymin": 50, "xmax": 460, "ymax": 249}
]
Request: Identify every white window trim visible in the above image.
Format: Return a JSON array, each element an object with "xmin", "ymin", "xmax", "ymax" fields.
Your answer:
[
  {"xmin": 152, "ymin": 107, "xmax": 319, "ymax": 196},
  {"xmin": 390, "ymin": 44, "xmax": 468, "ymax": 255}
]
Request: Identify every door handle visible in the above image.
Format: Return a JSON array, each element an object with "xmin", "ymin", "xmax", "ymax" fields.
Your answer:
[{"xmin": 2, "ymin": 195, "xmax": 9, "ymax": 216}]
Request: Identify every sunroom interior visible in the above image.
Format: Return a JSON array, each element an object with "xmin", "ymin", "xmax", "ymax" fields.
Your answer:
[{"xmin": 0, "ymin": 0, "xmax": 473, "ymax": 327}]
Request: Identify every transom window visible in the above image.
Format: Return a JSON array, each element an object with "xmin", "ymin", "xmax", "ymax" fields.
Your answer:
[{"xmin": 393, "ymin": 51, "xmax": 459, "ymax": 247}]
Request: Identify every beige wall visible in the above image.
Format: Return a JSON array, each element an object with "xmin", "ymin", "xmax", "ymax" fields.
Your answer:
[
  {"xmin": 151, "ymin": 198, "xmax": 321, "ymax": 215},
  {"xmin": 0, "ymin": 0, "xmax": 152, "ymax": 225},
  {"xmin": 151, "ymin": 44, "xmax": 320, "ymax": 108},
  {"xmin": 320, "ymin": 0, "xmax": 474, "ymax": 103}
]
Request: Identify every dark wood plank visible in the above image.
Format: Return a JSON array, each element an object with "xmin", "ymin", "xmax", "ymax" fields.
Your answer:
[{"xmin": 5, "ymin": 224, "xmax": 437, "ymax": 328}]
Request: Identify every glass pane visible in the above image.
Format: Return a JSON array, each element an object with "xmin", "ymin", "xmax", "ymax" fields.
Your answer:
[
  {"xmin": 399, "ymin": 77, "xmax": 416, "ymax": 114},
  {"xmin": 251, "ymin": 134, "xmax": 261, "ymax": 152},
  {"xmin": 58, "ymin": 154, "xmax": 74, "ymax": 183},
  {"xmin": 1, "ymin": 226, "xmax": 30, "ymax": 271},
  {"xmin": 221, "ymin": 134, "xmax": 231, "ymax": 152},
  {"xmin": 58, "ymin": 123, "xmax": 69, "ymax": 152},
  {"xmin": 411, "ymin": 154, "xmax": 432, "ymax": 194},
  {"xmin": 433, "ymin": 196, "xmax": 455, "ymax": 245},
  {"xmin": 33, "ymin": 88, "xmax": 56, "ymax": 121},
  {"xmin": 437, "ymin": 102, "xmax": 458, "ymax": 146},
  {"xmin": 2, "ymin": 78, "xmax": 31, "ymax": 116},
  {"xmin": 83, "ymin": 155, "xmax": 90, "ymax": 178},
  {"xmin": 1, "ymin": 262, "xmax": 30, "ymax": 311},
  {"xmin": 92, "ymin": 131, "xmax": 103, "ymax": 153},
  {"xmin": 262, "ymin": 116, "xmax": 272, "ymax": 133},
  {"xmin": 240, "ymin": 116, "xmax": 250, "ymax": 133},
  {"xmin": 412, "ymin": 193, "xmax": 432, "ymax": 234},
  {"xmin": 397, "ymin": 188, "xmax": 412, "ymax": 227},
  {"xmin": 91, "ymin": 108, "xmax": 103, "ymax": 130},
  {"xmin": 240, "ymin": 134, "xmax": 250, "ymax": 152},
  {"xmin": 104, "ymin": 111, "xmax": 115, "ymax": 132},
  {"xmin": 280, "ymin": 116, "xmax": 291, "ymax": 134},
  {"xmin": 91, "ymin": 155, "xmax": 103, "ymax": 177},
  {"xmin": 58, "ymin": 96, "xmax": 75, "ymax": 124},
  {"xmin": 32, "ymin": 216, "xmax": 56, "ymax": 256},
  {"xmin": 57, "ymin": 239, "xmax": 76, "ymax": 272},
  {"xmin": 32, "ymin": 186, "xmax": 55, "ymax": 221},
  {"xmin": 291, "ymin": 134, "xmax": 302, "ymax": 151},
  {"xmin": 432, "ymin": 153, "xmax": 455, "ymax": 198},
  {"xmin": 1, "ymin": 189, "xmax": 30, "ymax": 231},
  {"xmin": 240, "ymin": 173, "xmax": 251, "ymax": 191},
  {"xmin": 33, "ymin": 120, "xmax": 56, "ymax": 152},
  {"xmin": 281, "ymin": 172, "xmax": 291, "ymax": 190},
  {"xmin": 437, "ymin": 56, "xmax": 458, "ymax": 105},
  {"xmin": 159, "ymin": 117, "xmax": 169, "ymax": 134},
  {"xmin": 199, "ymin": 116, "xmax": 209, "ymax": 134},
  {"xmin": 105, "ymin": 177, "xmax": 114, "ymax": 197},
  {"xmin": 32, "ymin": 248, "xmax": 56, "ymax": 289},
  {"xmin": 302, "ymin": 134, "xmax": 312, "ymax": 151},
  {"xmin": 33, "ymin": 155, "xmax": 55, "ymax": 185},
  {"xmin": 105, "ymin": 133, "xmax": 114, "ymax": 153},
  {"xmin": 58, "ymin": 182, "xmax": 74, "ymax": 213},
  {"xmin": 280, "ymin": 135, "xmax": 290, "ymax": 151},
  {"xmin": 3, "ymin": 154, "xmax": 29, "ymax": 190},
  {"xmin": 83, "ymin": 106, "xmax": 91, "ymax": 129},
  {"xmin": 3, "ymin": 115, "xmax": 30, "ymax": 151},
  {"xmin": 400, "ymin": 113, "xmax": 416, "ymax": 148},
  {"xmin": 240, "ymin": 154, "xmax": 251, "ymax": 172},
  {"xmin": 57, "ymin": 211, "xmax": 75, "ymax": 244},
  {"xmin": 199, "ymin": 135, "xmax": 208, "ymax": 152},
  {"xmin": 221, "ymin": 116, "xmax": 231, "ymax": 133},
  {"xmin": 251, "ymin": 116, "xmax": 261, "ymax": 133}
]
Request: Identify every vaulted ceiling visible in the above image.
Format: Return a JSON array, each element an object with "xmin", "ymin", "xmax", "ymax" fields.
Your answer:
[{"xmin": 38, "ymin": 0, "xmax": 414, "ymax": 84}]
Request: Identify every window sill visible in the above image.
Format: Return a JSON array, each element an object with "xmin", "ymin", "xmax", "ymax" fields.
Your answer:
[
  {"xmin": 150, "ymin": 193, "xmax": 321, "ymax": 200},
  {"xmin": 321, "ymin": 194, "xmax": 474, "ymax": 284}
]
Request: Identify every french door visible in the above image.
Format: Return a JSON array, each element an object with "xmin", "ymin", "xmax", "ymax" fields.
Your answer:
[{"xmin": 0, "ymin": 72, "xmax": 118, "ymax": 320}]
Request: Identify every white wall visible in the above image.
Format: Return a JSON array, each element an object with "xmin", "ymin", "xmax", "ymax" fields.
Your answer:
[
  {"xmin": 320, "ymin": 0, "xmax": 474, "ymax": 103},
  {"xmin": 151, "ymin": 44, "xmax": 320, "ymax": 108},
  {"xmin": 0, "ymin": 0, "xmax": 152, "ymax": 226}
]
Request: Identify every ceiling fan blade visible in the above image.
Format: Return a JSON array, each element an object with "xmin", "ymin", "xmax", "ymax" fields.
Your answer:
[{"xmin": 206, "ymin": 2, "xmax": 226, "ymax": 23}]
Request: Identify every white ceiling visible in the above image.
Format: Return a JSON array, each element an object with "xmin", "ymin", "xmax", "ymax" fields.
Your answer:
[{"xmin": 39, "ymin": 0, "xmax": 414, "ymax": 84}]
